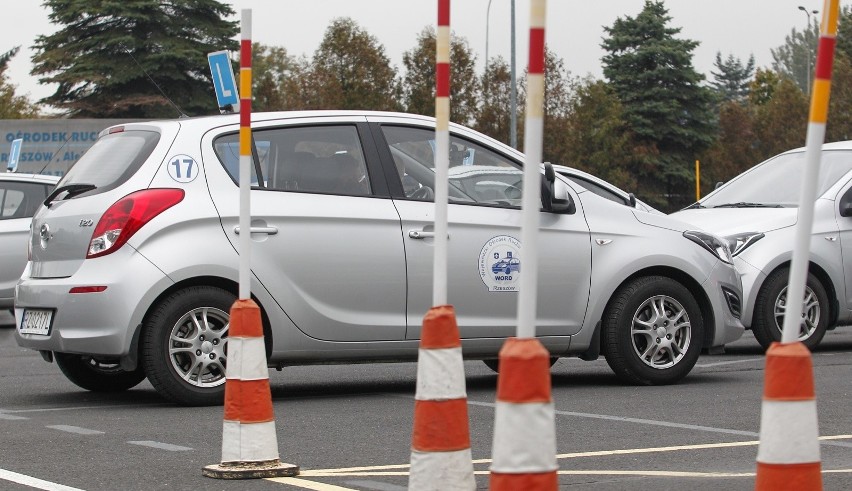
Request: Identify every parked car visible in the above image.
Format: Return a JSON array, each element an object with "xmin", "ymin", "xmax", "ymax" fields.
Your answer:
[
  {"xmin": 14, "ymin": 111, "xmax": 743, "ymax": 406},
  {"xmin": 552, "ymin": 164, "xmax": 663, "ymax": 215},
  {"xmin": 0, "ymin": 172, "xmax": 59, "ymax": 313},
  {"xmin": 671, "ymin": 141, "xmax": 852, "ymax": 350}
]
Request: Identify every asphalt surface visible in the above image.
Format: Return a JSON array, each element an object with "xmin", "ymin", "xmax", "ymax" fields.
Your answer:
[{"xmin": 1, "ymin": 309, "xmax": 850, "ymax": 490}]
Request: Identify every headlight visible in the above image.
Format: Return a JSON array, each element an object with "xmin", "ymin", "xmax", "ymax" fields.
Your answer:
[
  {"xmin": 683, "ymin": 230, "xmax": 734, "ymax": 264},
  {"xmin": 725, "ymin": 232, "xmax": 765, "ymax": 257}
]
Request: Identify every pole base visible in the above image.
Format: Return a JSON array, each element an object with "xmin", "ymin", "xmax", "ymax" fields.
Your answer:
[{"xmin": 202, "ymin": 460, "xmax": 299, "ymax": 480}]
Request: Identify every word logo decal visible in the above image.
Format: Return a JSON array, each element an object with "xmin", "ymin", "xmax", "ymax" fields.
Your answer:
[
  {"xmin": 167, "ymin": 155, "xmax": 199, "ymax": 183},
  {"xmin": 479, "ymin": 235, "xmax": 521, "ymax": 292}
]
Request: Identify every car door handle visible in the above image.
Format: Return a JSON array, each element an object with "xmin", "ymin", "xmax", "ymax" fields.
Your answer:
[
  {"xmin": 234, "ymin": 226, "xmax": 278, "ymax": 235},
  {"xmin": 408, "ymin": 230, "xmax": 434, "ymax": 239}
]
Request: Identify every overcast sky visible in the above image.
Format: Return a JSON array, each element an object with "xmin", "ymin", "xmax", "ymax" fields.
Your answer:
[{"xmin": 0, "ymin": 0, "xmax": 833, "ymax": 106}]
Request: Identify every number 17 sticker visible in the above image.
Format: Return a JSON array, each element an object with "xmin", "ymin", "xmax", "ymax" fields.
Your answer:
[{"xmin": 167, "ymin": 155, "xmax": 199, "ymax": 183}]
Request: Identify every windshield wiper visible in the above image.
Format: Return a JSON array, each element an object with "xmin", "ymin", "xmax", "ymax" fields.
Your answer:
[
  {"xmin": 44, "ymin": 183, "xmax": 97, "ymax": 207},
  {"xmin": 712, "ymin": 202, "xmax": 783, "ymax": 208},
  {"xmin": 683, "ymin": 202, "xmax": 705, "ymax": 209}
]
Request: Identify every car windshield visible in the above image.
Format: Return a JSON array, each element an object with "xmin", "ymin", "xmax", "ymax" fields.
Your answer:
[{"xmin": 701, "ymin": 150, "xmax": 852, "ymax": 208}]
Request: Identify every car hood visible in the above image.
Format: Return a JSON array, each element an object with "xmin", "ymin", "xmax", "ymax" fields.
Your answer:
[
  {"xmin": 670, "ymin": 207, "xmax": 797, "ymax": 236},
  {"xmin": 631, "ymin": 209, "xmax": 695, "ymax": 232}
]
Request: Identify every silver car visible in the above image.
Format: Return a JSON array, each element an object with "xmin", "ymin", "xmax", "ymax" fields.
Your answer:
[
  {"xmin": 15, "ymin": 111, "xmax": 743, "ymax": 406},
  {"xmin": 672, "ymin": 141, "xmax": 852, "ymax": 350},
  {"xmin": 0, "ymin": 172, "xmax": 59, "ymax": 312}
]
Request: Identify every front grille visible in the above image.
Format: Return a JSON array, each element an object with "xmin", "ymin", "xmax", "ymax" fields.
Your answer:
[{"xmin": 722, "ymin": 287, "xmax": 742, "ymax": 319}]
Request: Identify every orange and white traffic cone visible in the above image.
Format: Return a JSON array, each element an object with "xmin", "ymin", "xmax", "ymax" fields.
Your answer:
[
  {"xmin": 409, "ymin": 305, "xmax": 475, "ymax": 490},
  {"xmin": 203, "ymin": 299, "xmax": 299, "ymax": 479},
  {"xmin": 490, "ymin": 337, "xmax": 557, "ymax": 490},
  {"xmin": 755, "ymin": 341, "xmax": 822, "ymax": 490}
]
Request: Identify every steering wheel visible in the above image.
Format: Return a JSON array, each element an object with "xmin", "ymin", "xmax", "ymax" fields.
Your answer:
[{"xmin": 410, "ymin": 185, "xmax": 435, "ymax": 201}]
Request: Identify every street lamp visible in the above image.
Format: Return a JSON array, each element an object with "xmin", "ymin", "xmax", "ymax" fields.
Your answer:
[{"xmin": 798, "ymin": 6, "xmax": 819, "ymax": 95}]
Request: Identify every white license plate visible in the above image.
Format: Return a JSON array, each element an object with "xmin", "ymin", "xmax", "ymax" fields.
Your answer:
[{"xmin": 19, "ymin": 309, "xmax": 53, "ymax": 335}]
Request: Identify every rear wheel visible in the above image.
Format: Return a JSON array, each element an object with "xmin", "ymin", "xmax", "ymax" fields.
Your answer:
[
  {"xmin": 54, "ymin": 353, "xmax": 146, "ymax": 392},
  {"xmin": 602, "ymin": 276, "xmax": 703, "ymax": 385},
  {"xmin": 752, "ymin": 269, "xmax": 829, "ymax": 351},
  {"xmin": 141, "ymin": 286, "xmax": 234, "ymax": 406}
]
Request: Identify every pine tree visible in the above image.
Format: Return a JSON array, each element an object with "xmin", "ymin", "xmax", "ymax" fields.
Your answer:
[
  {"xmin": 710, "ymin": 52, "xmax": 755, "ymax": 103},
  {"xmin": 601, "ymin": 0, "xmax": 715, "ymax": 210},
  {"xmin": 31, "ymin": 0, "xmax": 238, "ymax": 118}
]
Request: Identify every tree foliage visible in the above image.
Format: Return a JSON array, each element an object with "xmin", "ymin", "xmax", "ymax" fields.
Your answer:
[
  {"xmin": 601, "ymin": 0, "xmax": 715, "ymax": 208},
  {"xmin": 305, "ymin": 18, "xmax": 400, "ymax": 111},
  {"xmin": 31, "ymin": 0, "xmax": 238, "ymax": 118},
  {"xmin": 710, "ymin": 52, "xmax": 755, "ymax": 104},
  {"xmin": 473, "ymin": 56, "xmax": 513, "ymax": 145},
  {"xmin": 771, "ymin": 17, "xmax": 819, "ymax": 93},
  {"xmin": 401, "ymin": 27, "xmax": 480, "ymax": 126},
  {"xmin": 0, "ymin": 47, "xmax": 40, "ymax": 118},
  {"xmin": 251, "ymin": 43, "xmax": 309, "ymax": 112}
]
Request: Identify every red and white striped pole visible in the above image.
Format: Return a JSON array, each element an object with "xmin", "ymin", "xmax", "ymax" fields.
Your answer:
[
  {"xmin": 203, "ymin": 10, "xmax": 298, "ymax": 480},
  {"xmin": 755, "ymin": 1, "xmax": 838, "ymax": 489},
  {"xmin": 490, "ymin": 1, "xmax": 557, "ymax": 489},
  {"xmin": 409, "ymin": 1, "xmax": 475, "ymax": 488}
]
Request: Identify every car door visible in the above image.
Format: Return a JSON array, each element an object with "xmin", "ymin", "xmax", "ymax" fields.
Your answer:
[
  {"xmin": 371, "ymin": 119, "xmax": 592, "ymax": 340},
  {"xmin": 203, "ymin": 117, "xmax": 407, "ymax": 342}
]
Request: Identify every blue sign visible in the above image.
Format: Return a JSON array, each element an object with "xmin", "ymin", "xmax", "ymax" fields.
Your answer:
[
  {"xmin": 207, "ymin": 51, "xmax": 239, "ymax": 113},
  {"xmin": 7, "ymin": 138, "xmax": 22, "ymax": 172}
]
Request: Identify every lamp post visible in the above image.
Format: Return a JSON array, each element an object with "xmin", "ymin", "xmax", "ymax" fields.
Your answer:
[
  {"xmin": 798, "ymin": 5, "xmax": 819, "ymax": 95},
  {"xmin": 486, "ymin": 0, "xmax": 494, "ymax": 68}
]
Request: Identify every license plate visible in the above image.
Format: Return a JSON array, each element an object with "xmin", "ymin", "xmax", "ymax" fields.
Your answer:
[{"xmin": 19, "ymin": 309, "xmax": 53, "ymax": 335}]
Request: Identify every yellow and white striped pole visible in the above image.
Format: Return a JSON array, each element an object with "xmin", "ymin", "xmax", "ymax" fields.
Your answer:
[{"xmin": 755, "ymin": 1, "xmax": 838, "ymax": 489}]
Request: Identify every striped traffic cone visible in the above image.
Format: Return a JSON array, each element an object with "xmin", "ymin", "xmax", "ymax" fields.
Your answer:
[
  {"xmin": 755, "ymin": 341, "xmax": 822, "ymax": 490},
  {"xmin": 490, "ymin": 337, "xmax": 557, "ymax": 490},
  {"xmin": 409, "ymin": 305, "xmax": 475, "ymax": 490},
  {"xmin": 203, "ymin": 299, "xmax": 299, "ymax": 479}
]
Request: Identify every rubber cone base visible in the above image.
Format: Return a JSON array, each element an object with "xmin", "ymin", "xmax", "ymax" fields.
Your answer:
[{"xmin": 202, "ymin": 460, "xmax": 299, "ymax": 479}]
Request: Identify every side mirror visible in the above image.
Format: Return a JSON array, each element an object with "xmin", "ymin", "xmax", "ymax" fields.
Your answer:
[
  {"xmin": 541, "ymin": 163, "xmax": 574, "ymax": 214},
  {"xmin": 627, "ymin": 192, "xmax": 637, "ymax": 208},
  {"xmin": 840, "ymin": 188, "xmax": 852, "ymax": 217}
]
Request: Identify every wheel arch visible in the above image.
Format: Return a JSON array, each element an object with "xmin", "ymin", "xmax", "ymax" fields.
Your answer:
[
  {"xmin": 599, "ymin": 266, "xmax": 715, "ymax": 354},
  {"xmin": 761, "ymin": 260, "xmax": 839, "ymax": 328},
  {"xmin": 130, "ymin": 276, "xmax": 274, "ymax": 368}
]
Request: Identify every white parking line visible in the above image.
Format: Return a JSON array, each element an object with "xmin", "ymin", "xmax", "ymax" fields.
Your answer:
[
  {"xmin": 46, "ymin": 425, "xmax": 104, "ymax": 435},
  {"xmin": 0, "ymin": 468, "xmax": 85, "ymax": 491},
  {"xmin": 127, "ymin": 441, "xmax": 192, "ymax": 451},
  {"xmin": 695, "ymin": 358, "xmax": 762, "ymax": 368},
  {"xmin": 0, "ymin": 413, "xmax": 28, "ymax": 420}
]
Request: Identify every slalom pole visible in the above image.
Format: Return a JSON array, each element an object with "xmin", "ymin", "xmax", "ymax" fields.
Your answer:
[
  {"xmin": 755, "ymin": 1, "xmax": 838, "ymax": 489},
  {"xmin": 490, "ymin": 1, "xmax": 558, "ymax": 489},
  {"xmin": 408, "ymin": 1, "xmax": 475, "ymax": 488},
  {"xmin": 204, "ymin": 9, "xmax": 298, "ymax": 479}
]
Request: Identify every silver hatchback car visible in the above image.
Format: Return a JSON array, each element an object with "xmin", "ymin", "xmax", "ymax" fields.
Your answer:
[
  {"xmin": 672, "ymin": 141, "xmax": 852, "ymax": 350},
  {"xmin": 0, "ymin": 172, "xmax": 59, "ymax": 312},
  {"xmin": 15, "ymin": 111, "xmax": 743, "ymax": 406}
]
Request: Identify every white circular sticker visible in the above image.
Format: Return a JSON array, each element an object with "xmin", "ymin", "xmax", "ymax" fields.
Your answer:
[
  {"xmin": 166, "ymin": 154, "xmax": 199, "ymax": 183},
  {"xmin": 479, "ymin": 235, "xmax": 521, "ymax": 292}
]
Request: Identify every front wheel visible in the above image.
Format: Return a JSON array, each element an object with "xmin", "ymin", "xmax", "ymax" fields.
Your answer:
[
  {"xmin": 54, "ymin": 353, "xmax": 146, "ymax": 392},
  {"xmin": 141, "ymin": 286, "xmax": 235, "ymax": 406},
  {"xmin": 752, "ymin": 269, "xmax": 829, "ymax": 351},
  {"xmin": 602, "ymin": 276, "xmax": 703, "ymax": 385}
]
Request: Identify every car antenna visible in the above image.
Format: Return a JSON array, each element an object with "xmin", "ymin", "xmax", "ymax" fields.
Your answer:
[
  {"xmin": 123, "ymin": 46, "xmax": 189, "ymax": 119},
  {"xmin": 35, "ymin": 134, "xmax": 73, "ymax": 175}
]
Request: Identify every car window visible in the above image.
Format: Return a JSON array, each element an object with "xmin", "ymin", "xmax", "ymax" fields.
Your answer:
[
  {"xmin": 564, "ymin": 175, "xmax": 627, "ymax": 205},
  {"xmin": 0, "ymin": 181, "xmax": 50, "ymax": 219},
  {"xmin": 59, "ymin": 130, "xmax": 160, "ymax": 196},
  {"xmin": 381, "ymin": 125, "xmax": 522, "ymax": 206},
  {"xmin": 214, "ymin": 125, "xmax": 372, "ymax": 197},
  {"xmin": 701, "ymin": 149, "xmax": 852, "ymax": 207}
]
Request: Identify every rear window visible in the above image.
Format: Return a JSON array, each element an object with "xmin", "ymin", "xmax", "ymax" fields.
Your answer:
[{"xmin": 58, "ymin": 130, "xmax": 160, "ymax": 196}]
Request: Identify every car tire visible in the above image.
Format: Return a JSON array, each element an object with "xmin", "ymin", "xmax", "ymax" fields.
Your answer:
[
  {"xmin": 141, "ymin": 286, "xmax": 235, "ymax": 406},
  {"xmin": 602, "ymin": 276, "xmax": 703, "ymax": 385},
  {"xmin": 54, "ymin": 352, "xmax": 146, "ymax": 392},
  {"xmin": 483, "ymin": 356, "xmax": 558, "ymax": 373},
  {"xmin": 752, "ymin": 268, "xmax": 829, "ymax": 351}
]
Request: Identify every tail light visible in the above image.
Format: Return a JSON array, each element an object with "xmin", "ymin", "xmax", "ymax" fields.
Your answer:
[{"xmin": 87, "ymin": 188, "xmax": 184, "ymax": 258}]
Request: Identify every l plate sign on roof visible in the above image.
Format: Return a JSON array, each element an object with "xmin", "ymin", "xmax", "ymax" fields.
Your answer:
[{"xmin": 207, "ymin": 51, "xmax": 239, "ymax": 113}]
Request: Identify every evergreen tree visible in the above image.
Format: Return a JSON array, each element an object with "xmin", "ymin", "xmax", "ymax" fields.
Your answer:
[
  {"xmin": 0, "ymin": 47, "xmax": 40, "ymax": 118},
  {"xmin": 601, "ymin": 0, "xmax": 715, "ymax": 209},
  {"xmin": 306, "ymin": 18, "xmax": 400, "ymax": 111},
  {"xmin": 710, "ymin": 52, "xmax": 755, "ymax": 103},
  {"xmin": 31, "ymin": 0, "xmax": 239, "ymax": 118},
  {"xmin": 771, "ymin": 19, "xmax": 818, "ymax": 93},
  {"xmin": 401, "ymin": 27, "xmax": 480, "ymax": 126}
]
